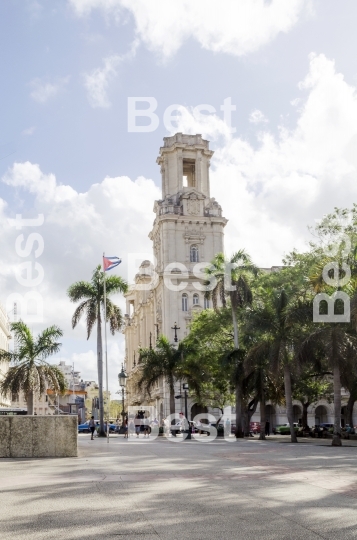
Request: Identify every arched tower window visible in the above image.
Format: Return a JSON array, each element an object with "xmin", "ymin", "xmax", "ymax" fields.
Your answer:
[
  {"xmin": 193, "ymin": 293, "xmax": 199, "ymax": 306},
  {"xmin": 182, "ymin": 294, "xmax": 188, "ymax": 312},
  {"xmin": 204, "ymin": 297, "xmax": 210, "ymax": 309},
  {"xmin": 190, "ymin": 245, "xmax": 199, "ymax": 263}
]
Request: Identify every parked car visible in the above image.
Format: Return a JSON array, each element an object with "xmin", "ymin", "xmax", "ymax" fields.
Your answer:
[
  {"xmin": 78, "ymin": 421, "xmax": 91, "ymax": 433},
  {"xmin": 274, "ymin": 423, "xmax": 299, "ymax": 435},
  {"xmin": 319, "ymin": 423, "xmax": 334, "ymax": 431},
  {"xmin": 78, "ymin": 420, "xmax": 116, "ymax": 434}
]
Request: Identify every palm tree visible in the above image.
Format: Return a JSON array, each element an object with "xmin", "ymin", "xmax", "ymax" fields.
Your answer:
[
  {"xmin": 137, "ymin": 336, "xmax": 183, "ymax": 418},
  {"xmin": 244, "ymin": 289, "xmax": 310, "ymax": 443},
  {"xmin": 308, "ymin": 250, "xmax": 357, "ymax": 446},
  {"xmin": 0, "ymin": 321, "xmax": 66, "ymax": 414},
  {"xmin": 302, "ymin": 325, "xmax": 357, "ymax": 446},
  {"xmin": 205, "ymin": 250, "xmax": 258, "ymax": 437},
  {"xmin": 67, "ymin": 266, "xmax": 128, "ymax": 436}
]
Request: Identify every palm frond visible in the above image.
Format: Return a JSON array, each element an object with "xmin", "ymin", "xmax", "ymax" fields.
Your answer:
[
  {"xmin": 67, "ymin": 281, "xmax": 96, "ymax": 302},
  {"xmin": 106, "ymin": 301, "xmax": 124, "ymax": 335},
  {"xmin": 86, "ymin": 299, "xmax": 98, "ymax": 339},
  {"xmin": 72, "ymin": 300, "xmax": 90, "ymax": 329}
]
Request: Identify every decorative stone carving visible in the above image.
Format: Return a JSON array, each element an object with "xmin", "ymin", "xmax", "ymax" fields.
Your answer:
[
  {"xmin": 156, "ymin": 298, "xmax": 162, "ymax": 322},
  {"xmin": 183, "ymin": 226, "xmax": 205, "ymax": 244},
  {"xmin": 187, "ymin": 199, "xmax": 200, "ymax": 215}
]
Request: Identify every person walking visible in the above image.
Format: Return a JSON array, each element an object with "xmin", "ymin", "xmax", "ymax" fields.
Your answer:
[
  {"xmin": 123, "ymin": 415, "xmax": 128, "ymax": 439},
  {"xmin": 143, "ymin": 416, "xmax": 150, "ymax": 438},
  {"xmin": 89, "ymin": 416, "xmax": 96, "ymax": 440},
  {"xmin": 128, "ymin": 416, "xmax": 135, "ymax": 437},
  {"xmin": 265, "ymin": 420, "xmax": 270, "ymax": 436},
  {"xmin": 134, "ymin": 414, "xmax": 141, "ymax": 438},
  {"xmin": 163, "ymin": 416, "xmax": 170, "ymax": 437}
]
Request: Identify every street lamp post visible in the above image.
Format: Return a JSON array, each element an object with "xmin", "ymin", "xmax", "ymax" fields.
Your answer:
[
  {"xmin": 118, "ymin": 365, "xmax": 127, "ymax": 430},
  {"xmin": 182, "ymin": 383, "xmax": 191, "ymax": 440}
]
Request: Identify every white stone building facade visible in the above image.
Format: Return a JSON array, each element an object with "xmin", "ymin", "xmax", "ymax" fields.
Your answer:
[{"xmin": 124, "ymin": 133, "xmax": 227, "ymax": 420}]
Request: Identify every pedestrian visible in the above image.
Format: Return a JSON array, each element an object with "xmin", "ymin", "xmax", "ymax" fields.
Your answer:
[
  {"xmin": 225, "ymin": 417, "xmax": 231, "ymax": 436},
  {"xmin": 163, "ymin": 416, "xmax": 170, "ymax": 437},
  {"xmin": 128, "ymin": 417, "xmax": 135, "ymax": 437},
  {"xmin": 143, "ymin": 416, "xmax": 150, "ymax": 437},
  {"xmin": 135, "ymin": 414, "xmax": 141, "ymax": 438},
  {"xmin": 265, "ymin": 421, "xmax": 270, "ymax": 436},
  {"xmin": 179, "ymin": 412, "xmax": 188, "ymax": 433},
  {"xmin": 123, "ymin": 416, "xmax": 128, "ymax": 439},
  {"xmin": 89, "ymin": 416, "xmax": 96, "ymax": 440}
]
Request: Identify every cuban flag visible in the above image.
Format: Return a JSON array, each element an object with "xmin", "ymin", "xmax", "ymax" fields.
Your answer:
[{"xmin": 103, "ymin": 256, "xmax": 122, "ymax": 272}]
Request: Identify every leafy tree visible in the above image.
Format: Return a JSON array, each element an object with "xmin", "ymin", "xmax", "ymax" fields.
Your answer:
[
  {"xmin": 182, "ymin": 308, "xmax": 236, "ymax": 427},
  {"xmin": 292, "ymin": 367, "xmax": 333, "ymax": 429},
  {"xmin": 110, "ymin": 399, "xmax": 123, "ymax": 420},
  {"xmin": 306, "ymin": 207, "xmax": 357, "ymax": 445},
  {"xmin": 302, "ymin": 325, "xmax": 357, "ymax": 445},
  {"xmin": 204, "ymin": 250, "xmax": 258, "ymax": 437},
  {"xmin": 137, "ymin": 336, "xmax": 183, "ymax": 418},
  {"xmin": 67, "ymin": 266, "xmax": 127, "ymax": 436},
  {"xmin": 340, "ymin": 344, "xmax": 357, "ymax": 427},
  {"xmin": 0, "ymin": 321, "xmax": 66, "ymax": 414}
]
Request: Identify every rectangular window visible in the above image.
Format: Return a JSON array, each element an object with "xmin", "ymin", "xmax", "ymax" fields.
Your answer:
[{"xmin": 183, "ymin": 160, "xmax": 195, "ymax": 188}]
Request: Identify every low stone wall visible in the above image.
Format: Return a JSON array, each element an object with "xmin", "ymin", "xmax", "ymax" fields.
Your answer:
[{"xmin": 0, "ymin": 415, "xmax": 78, "ymax": 458}]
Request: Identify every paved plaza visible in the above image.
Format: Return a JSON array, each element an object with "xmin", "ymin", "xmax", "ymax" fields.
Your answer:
[{"xmin": 1, "ymin": 434, "xmax": 357, "ymax": 540}]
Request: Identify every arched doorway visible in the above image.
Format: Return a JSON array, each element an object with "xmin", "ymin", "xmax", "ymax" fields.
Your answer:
[
  {"xmin": 191, "ymin": 403, "xmax": 208, "ymax": 422},
  {"xmin": 159, "ymin": 402, "xmax": 163, "ymax": 424},
  {"xmin": 315, "ymin": 405, "xmax": 328, "ymax": 425},
  {"xmin": 293, "ymin": 405, "xmax": 302, "ymax": 424},
  {"xmin": 265, "ymin": 405, "xmax": 276, "ymax": 430}
]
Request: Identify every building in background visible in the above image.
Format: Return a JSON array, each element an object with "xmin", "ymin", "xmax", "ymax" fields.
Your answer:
[
  {"xmin": 11, "ymin": 360, "xmax": 88, "ymax": 421},
  {"xmin": 0, "ymin": 303, "xmax": 11, "ymax": 408},
  {"xmin": 84, "ymin": 381, "xmax": 110, "ymax": 421},
  {"xmin": 124, "ymin": 134, "xmax": 227, "ymax": 421}
]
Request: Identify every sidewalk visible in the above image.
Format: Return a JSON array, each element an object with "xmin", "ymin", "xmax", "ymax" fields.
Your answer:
[
  {"xmin": 1, "ymin": 434, "xmax": 357, "ymax": 539},
  {"xmin": 253, "ymin": 434, "xmax": 357, "ymax": 446}
]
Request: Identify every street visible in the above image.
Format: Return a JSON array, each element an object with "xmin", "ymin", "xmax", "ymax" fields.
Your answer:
[{"xmin": 1, "ymin": 434, "xmax": 357, "ymax": 539}]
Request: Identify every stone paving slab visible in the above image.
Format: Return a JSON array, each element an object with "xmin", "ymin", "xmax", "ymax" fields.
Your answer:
[{"xmin": 1, "ymin": 436, "xmax": 357, "ymax": 539}]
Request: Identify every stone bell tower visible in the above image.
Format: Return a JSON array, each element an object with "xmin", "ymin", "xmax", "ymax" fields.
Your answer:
[
  {"xmin": 151, "ymin": 133, "xmax": 227, "ymax": 340},
  {"xmin": 158, "ymin": 132, "xmax": 212, "ymax": 198},
  {"xmin": 124, "ymin": 134, "xmax": 227, "ymax": 417}
]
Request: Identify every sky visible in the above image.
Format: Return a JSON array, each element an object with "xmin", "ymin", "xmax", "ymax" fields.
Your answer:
[{"xmin": 2, "ymin": 0, "xmax": 357, "ymax": 394}]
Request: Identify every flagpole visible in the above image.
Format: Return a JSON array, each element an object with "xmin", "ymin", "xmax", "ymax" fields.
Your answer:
[{"xmin": 103, "ymin": 252, "xmax": 109, "ymax": 444}]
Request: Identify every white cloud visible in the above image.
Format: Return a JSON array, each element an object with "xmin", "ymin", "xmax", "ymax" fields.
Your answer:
[
  {"xmin": 29, "ymin": 77, "xmax": 69, "ymax": 103},
  {"xmin": 1, "ymin": 162, "xmax": 160, "ymax": 390},
  {"xmin": 69, "ymin": 0, "xmax": 311, "ymax": 60},
  {"xmin": 21, "ymin": 126, "xmax": 36, "ymax": 136},
  {"xmin": 171, "ymin": 53, "xmax": 357, "ymax": 267},
  {"xmin": 249, "ymin": 109, "xmax": 269, "ymax": 124},
  {"xmin": 84, "ymin": 55, "xmax": 121, "ymax": 108},
  {"xmin": 4, "ymin": 52, "xmax": 357, "ymax": 391},
  {"xmin": 83, "ymin": 42, "xmax": 138, "ymax": 108},
  {"xmin": 164, "ymin": 104, "xmax": 232, "ymax": 142}
]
